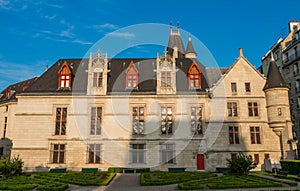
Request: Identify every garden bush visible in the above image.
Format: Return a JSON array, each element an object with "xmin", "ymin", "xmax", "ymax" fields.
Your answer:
[
  {"xmin": 0, "ymin": 155, "xmax": 23, "ymax": 177},
  {"xmin": 280, "ymin": 160, "xmax": 300, "ymax": 175},
  {"xmin": 226, "ymin": 152, "xmax": 257, "ymax": 175}
]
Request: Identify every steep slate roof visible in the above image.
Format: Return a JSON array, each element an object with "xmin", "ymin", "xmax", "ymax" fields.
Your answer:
[
  {"xmin": 0, "ymin": 77, "xmax": 39, "ymax": 103},
  {"xmin": 107, "ymin": 58, "xmax": 156, "ymax": 94},
  {"xmin": 263, "ymin": 58, "xmax": 288, "ymax": 90},
  {"xmin": 27, "ymin": 58, "xmax": 89, "ymax": 93}
]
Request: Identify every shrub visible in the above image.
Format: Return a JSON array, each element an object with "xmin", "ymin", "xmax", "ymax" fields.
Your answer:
[
  {"xmin": 280, "ymin": 160, "xmax": 300, "ymax": 175},
  {"xmin": 0, "ymin": 155, "xmax": 24, "ymax": 177},
  {"xmin": 226, "ymin": 152, "xmax": 257, "ymax": 176}
]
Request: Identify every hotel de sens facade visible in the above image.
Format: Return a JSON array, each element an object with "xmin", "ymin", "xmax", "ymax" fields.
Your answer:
[{"xmin": 0, "ymin": 24, "xmax": 297, "ymax": 172}]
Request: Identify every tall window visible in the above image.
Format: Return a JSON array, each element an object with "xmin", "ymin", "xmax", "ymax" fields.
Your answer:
[
  {"xmin": 229, "ymin": 126, "xmax": 239, "ymax": 144},
  {"xmin": 160, "ymin": 144, "xmax": 175, "ymax": 164},
  {"xmin": 90, "ymin": 107, "xmax": 102, "ymax": 135},
  {"xmin": 245, "ymin": 82, "xmax": 251, "ymax": 92},
  {"xmin": 231, "ymin": 82, "xmax": 237, "ymax": 93},
  {"xmin": 130, "ymin": 144, "xmax": 145, "ymax": 164},
  {"xmin": 161, "ymin": 106, "xmax": 173, "ymax": 135},
  {"xmin": 248, "ymin": 102, "xmax": 258, "ymax": 117},
  {"xmin": 227, "ymin": 102, "xmax": 238, "ymax": 117},
  {"xmin": 55, "ymin": 107, "xmax": 67, "ymax": 135},
  {"xmin": 250, "ymin": 126, "xmax": 261, "ymax": 144},
  {"xmin": 58, "ymin": 61, "xmax": 72, "ymax": 88},
  {"xmin": 188, "ymin": 62, "xmax": 201, "ymax": 89},
  {"xmin": 3, "ymin": 117, "xmax": 7, "ymax": 138},
  {"xmin": 126, "ymin": 61, "xmax": 138, "ymax": 88},
  {"xmin": 161, "ymin": 72, "xmax": 171, "ymax": 87},
  {"xmin": 88, "ymin": 144, "xmax": 101, "ymax": 164},
  {"xmin": 51, "ymin": 144, "xmax": 65, "ymax": 163},
  {"xmin": 191, "ymin": 107, "xmax": 203, "ymax": 135},
  {"xmin": 132, "ymin": 107, "xmax": 144, "ymax": 135},
  {"xmin": 93, "ymin": 72, "xmax": 103, "ymax": 87}
]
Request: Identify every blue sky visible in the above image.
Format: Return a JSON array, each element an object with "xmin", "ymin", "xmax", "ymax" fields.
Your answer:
[{"xmin": 0, "ymin": 0, "xmax": 299, "ymax": 90}]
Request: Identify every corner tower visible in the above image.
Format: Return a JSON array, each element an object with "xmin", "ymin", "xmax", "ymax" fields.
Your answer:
[{"xmin": 263, "ymin": 53, "xmax": 294, "ymax": 159}]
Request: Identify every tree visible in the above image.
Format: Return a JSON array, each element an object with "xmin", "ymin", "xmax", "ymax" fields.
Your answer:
[{"xmin": 226, "ymin": 152, "xmax": 257, "ymax": 176}]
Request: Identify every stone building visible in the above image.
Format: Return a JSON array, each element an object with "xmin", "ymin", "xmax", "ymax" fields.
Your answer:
[
  {"xmin": 0, "ymin": 25, "xmax": 296, "ymax": 172},
  {"xmin": 261, "ymin": 20, "xmax": 300, "ymax": 157}
]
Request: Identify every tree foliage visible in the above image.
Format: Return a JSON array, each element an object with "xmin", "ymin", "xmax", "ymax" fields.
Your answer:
[
  {"xmin": 226, "ymin": 152, "xmax": 257, "ymax": 176},
  {"xmin": 0, "ymin": 155, "xmax": 23, "ymax": 177}
]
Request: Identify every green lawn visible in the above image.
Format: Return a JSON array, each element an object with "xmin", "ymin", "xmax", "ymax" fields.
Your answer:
[
  {"xmin": 141, "ymin": 171, "xmax": 298, "ymax": 190},
  {"xmin": 0, "ymin": 172, "xmax": 115, "ymax": 191}
]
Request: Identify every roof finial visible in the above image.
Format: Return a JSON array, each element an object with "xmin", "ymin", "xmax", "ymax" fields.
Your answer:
[
  {"xmin": 97, "ymin": 49, "xmax": 101, "ymax": 58},
  {"xmin": 188, "ymin": 33, "xmax": 191, "ymax": 41},
  {"xmin": 177, "ymin": 21, "xmax": 180, "ymax": 29},
  {"xmin": 270, "ymin": 52, "xmax": 275, "ymax": 61},
  {"xmin": 239, "ymin": 48, "xmax": 243, "ymax": 57},
  {"xmin": 170, "ymin": 21, "xmax": 172, "ymax": 29}
]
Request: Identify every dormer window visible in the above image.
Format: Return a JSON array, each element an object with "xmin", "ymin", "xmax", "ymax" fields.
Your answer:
[
  {"xmin": 5, "ymin": 89, "xmax": 10, "ymax": 97},
  {"xmin": 58, "ymin": 61, "xmax": 72, "ymax": 89},
  {"xmin": 188, "ymin": 62, "xmax": 201, "ymax": 89},
  {"xmin": 93, "ymin": 72, "xmax": 103, "ymax": 87},
  {"xmin": 126, "ymin": 61, "xmax": 138, "ymax": 88},
  {"xmin": 161, "ymin": 71, "xmax": 171, "ymax": 87}
]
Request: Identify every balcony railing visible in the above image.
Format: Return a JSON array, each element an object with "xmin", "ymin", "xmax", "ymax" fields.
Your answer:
[{"xmin": 284, "ymin": 50, "xmax": 300, "ymax": 65}]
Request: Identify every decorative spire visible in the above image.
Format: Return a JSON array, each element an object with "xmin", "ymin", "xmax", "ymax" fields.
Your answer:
[
  {"xmin": 177, "ymin": 21, "xmax": 180, "ymax": 29},
  {"xmin": 170, "ymin": 21, "xmax": 172, "ymax": 30}
]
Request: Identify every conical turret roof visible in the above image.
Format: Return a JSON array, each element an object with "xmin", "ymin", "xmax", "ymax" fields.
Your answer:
[
  {"xmin": 186, "ymin": 36, "xmax": 196, "ymax": 54},
  {"xmin": 263, "ymin": 54, "xmax": 288, "ymax": 90}
]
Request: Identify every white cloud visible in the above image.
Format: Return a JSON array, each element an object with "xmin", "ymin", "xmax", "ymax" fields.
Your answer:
[
  {"xmin": 0, "ymin": 0, "xmax": 10, "ymax": 10},
  {"xmin": 93, "ymin": 23, "xmax": 118, "ymax": 30},
  {"xmin": 72, "ymin": 39, "xmax": 93, "ymax": 45},
  {"xmin": 59, "ymin": 20, "xmax": 75, "ymax": 38},
  {"xmin": 44, "ymin": 15, "xmax": 56, "ymax": 20},
  {"xmin": 108, "ymin": 32, "xmax": 135, "ymax": 39}
]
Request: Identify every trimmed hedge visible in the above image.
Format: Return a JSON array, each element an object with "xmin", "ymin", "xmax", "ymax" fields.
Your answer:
[
  {"xmin": 108, "ymin": 167, "xmax": 150, "ymax": 173},
  {"xmin": 280, "ymin": 160, "xmax": 300, "ymax": 175}
]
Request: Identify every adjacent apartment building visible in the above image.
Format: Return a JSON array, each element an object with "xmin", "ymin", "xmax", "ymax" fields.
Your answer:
[
  {"xmin": 0, "ymin": 25, "xmax": 296, "ymax": 172},
  {"xmin": 261, "ymin": 20, "xmax": 300, "ymax": 157}
]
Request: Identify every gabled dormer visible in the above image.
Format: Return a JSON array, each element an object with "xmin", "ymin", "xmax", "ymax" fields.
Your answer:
[
  {"xmin": 188, "ymin": 61, "xmax": 201, "ymax": 89},
  {"xmin": 58, "ymin": 61, "xmax": 72, "ymax": 89},
  {"xmin": 126, "ymin": 61, "xmax": 138, "ymax": 89},
  {"xmin": 87, "ymin": 50, "xmax": 109, "ymax": 95},
  {"xmin": 156, "ymin": 50, "xmax": 178, "ymax": 94}
]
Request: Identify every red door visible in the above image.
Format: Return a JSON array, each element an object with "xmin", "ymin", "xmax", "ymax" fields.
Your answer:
[{"xmin": 197, "ymin": 154, "xmax": 205, "ymax": 170}]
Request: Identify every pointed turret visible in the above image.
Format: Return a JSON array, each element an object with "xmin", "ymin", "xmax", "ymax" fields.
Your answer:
[
  {"xmin": 263, "ymin": 52, "xmax": 293, "ymax": 159},
  {"xmin": 167, "ymin": 21, "xmax": 185, "ymax": 58},
  {"xmin": 263, "ymin": 53, "xmax": 288, "ymax": 90},
  {"xmin": 185, "ymin": 35, "xmax": 197, "ymax": 58}
]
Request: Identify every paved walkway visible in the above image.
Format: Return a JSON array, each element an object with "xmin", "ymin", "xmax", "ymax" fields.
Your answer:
[
  {"xmin": 66, "ymin": 173, "xmax": 177, "ymax": 191},
  {"xmin": 66, "ymin": 173, "xmax": 300, "ymax": 191}
]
